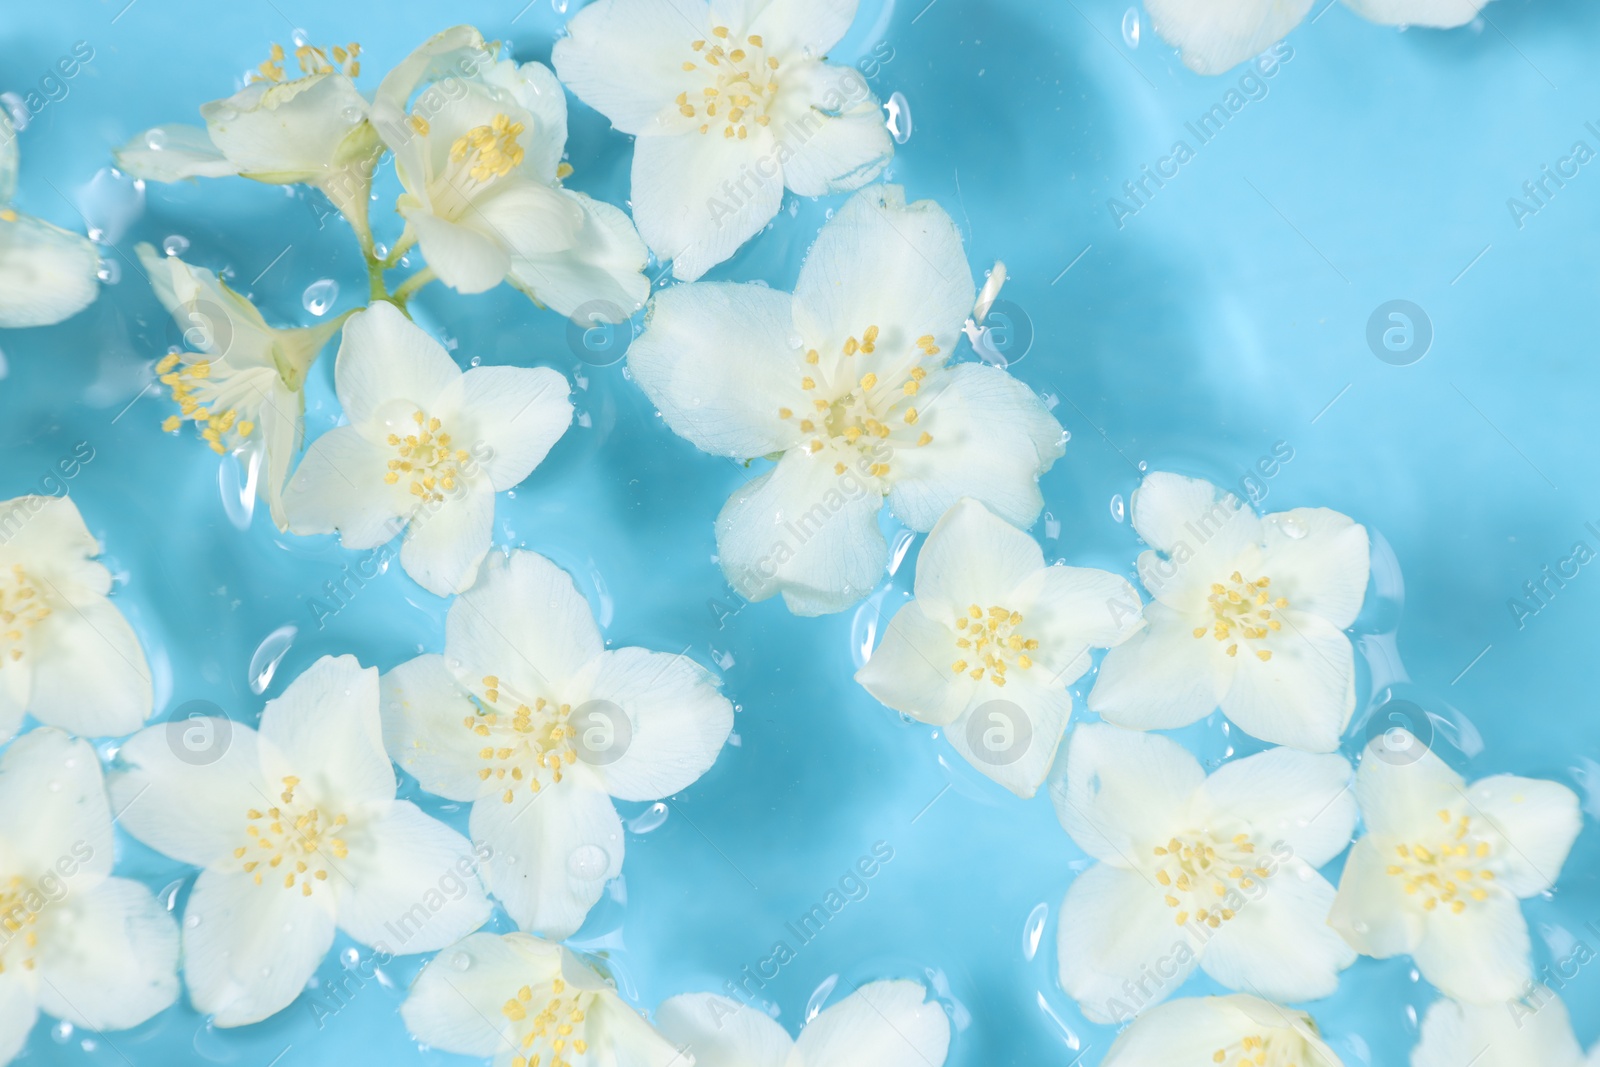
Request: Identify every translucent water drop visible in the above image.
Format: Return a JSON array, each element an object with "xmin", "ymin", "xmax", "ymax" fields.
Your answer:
[
  {"xmin": 210, "ymin": 103, "xmax": 239, "ymax": 122},
  {"xmin": 302, "ymin": 278, "xmax": 339, "ymax": 316},
  {"xmin": 1022, "ymin": 902, "xmax": 1048, "ymax": 960},
  {"xmin": 340, "ymin": 948, "xmax": 360, "ymax": 968},
  {"xmin": 340, "ymin": 105, "xmax": 363, "ymax": 125},
  {"xmin": 97, "ymin": 259, "xmax": 121, "ymax": 284},
  {"xmin": 219, "ymin": 446, "xmax": 260, "ymax": 530},
  {"xmin": 51, "ymin": 1022, "xmax": 72, "ymax": 1044},
  {"xmin": 145, "ymin": 128, "xmax": 167, "ymax": 151},
  {"xmin": 888, "ymin": 527, "xmax": 917, "ymax": 575},
  {"xmin": 79, "ymin": 167, "xmax": 146, "ymax": 246},
  {"xmin": 1278, "ymin": 514, "xmax": 1308, "ymax": 539},
  {"xmin": 1110, "ymin": 493, "xmax": 1126, "ymax": 523},
  {"xmin": 552, "ymin": 0, "xmax": 569, "ymax": 11},
  {"xmin": 885, "ymin": 91, "xmax": 912, "ymax": 144},
  {"xmin": 291, "ymin": 27, "xmax": 310, "ymax": 47},
  {"xmin": 805, "ymin": 975, "xmax": 840, "ymax": 1022},
  {"xmin": 163, "ymin": 234, "xmax": 190, "ymax": 257},
  {"xmin": 1137, "ymin": 460, "xmax": 1147, "ymax": 471},
  {"xmin": 1121, "ymin": 8, "xmax": 1141, "ymax": 47},
  {"xmin": 568, "ymin": 844, "xmax": 609, "ymax": 879},
  {"xmin": 1043, "ymin": 511, "xmax": 1061, "ymax": 539},
  {"xmin": 184, "ymin": 914, "xmax": 201, "ymax": 929},
  {"xmin": 450, "ymin": 951, "xmax": 472, "ymax": 972},
  {"xmin": 627, "ymin": 802, "xmax": 669, "ymax": 834}
]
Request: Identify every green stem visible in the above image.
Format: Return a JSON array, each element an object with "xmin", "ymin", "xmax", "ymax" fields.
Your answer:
[
  {"xmin": 366, "ymin": 255, "xmax": 388, "ymax": 303},
  {"xmin": 391, "ymin": 267, "xmax": 437, "ymax": 310},
  {"xmin": 382, "ymin": 231, "xmax": 417, "ymax": 270}
]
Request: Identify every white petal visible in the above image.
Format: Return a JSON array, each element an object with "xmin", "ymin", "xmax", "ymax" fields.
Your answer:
[
  {"xmin": 447, "ymin": 550, "xmax": 604, "ymax": 695},
  {"xmin": 628, "ymin": 282, "xmax": 806, "ymax": 458},
  {"xmin": 336, "ymin": 303, "xmax": 462, "ymax": 430},
  {"xmin": 1144, "ymin": 0, "xmax": 1310, "ymax": 75},
  {"xmin": 1258, "ymin": 508, "xmax": 1370, "ymax": 630},
  {"xmin": 575, "ymin": 647, "xmax": 733, "ymax": 802},
  {"xmin": 257, "ymin": 377, "xmax": 301, "ymax": 531},
  {"xmin": 1326, "ymin": 838, "xmax": 1424, "ymax": 959},
  {"xmin": 202, "ymin": 73, "xmax": 376, "ymax": 180},
  {"xmin": 586, "ymin": 984, "xmax": 686, "ymax": 1067},
  {"xmin": 631, "ymin": 129, "xmax": 782, "ymax": 281},
  {"xmin": 0, "ymin": 971, "xmax": 35, "ymax": 1067},
  {"xmin": 25, "ymin": 593, "xmax": 153, "ymax": 738},
  {"xmin": 408, "ymin": 211, "xmax": 513, "ymax": 294},
  {"xmin": 183, "ymin": 868, "xmax": 336, "ymax": 1027},
  {"xmin": 766, "ymin": 61, "xmax": 892, "ymax": 197},
  {"xmin": 34, "ymin": 877, "xmax": 179, "ymax": 1030},
  {"xmin": 1220, "ymin": 610, "xmax": 1354, "ymax": 752},
  {"xmin": 0, "ymin": 729, "xmax": 114, "ymax": 880},
  {"xmin": 1129, "ymin": 472, "xmax": 1262, "ymax": 611},
  {"xmin": 441, "ymin": 365, "xmax": 572, "ymax": 490},
  {"xmin": 1056, "ymin": 863, "xmax": 1198, "ymax": 1025},
  {"xmin": 381, "ymin": 655, "xmax": 485, "ymax": 802},
  {"xmin": 1196, "ymin": 748, "xmax": 1356, "ymax": 867},
  {"xmin": 283, "ymin": 425, "xmax": 410, "ymax": 549},
  {"xmin": 748, "ymin": 0, "xmax": 859, "ymax": 54},
  {"xmin": 0, "ymin": 213, "xmax": 100, "ymax": 328},
  {"xmin": 113, "ymin": 123, "xmax": 240, "ymax": 182},
  {"xmin": 945, "ymin": 671, "xmax": 1070, "ymax": 798},
  {"xmin": 794, "ymin": 980, "xmax": 950, "ymax": 1067},
  {"xmin": 400, "ymin": 931, "xmax": 561, "ymax": 1056},
  {"xmin": 1413, "ymin": 995, "xmax": 1586, "ymax": 1067},
  {"xmin": 507, "ymin": 191, "xmax": 651, "ymax": 318},
  {"xmin": 658, "ymin": 992, "xmax": 793, "ymax": 1067},
  {"xmin": 1013, "ymin": 564, "xmax": 1144, "ymax": 684},
  {"xmin": 334, "ymin": 801, "xmax": 491, "ymax": 953},
  {"xmin": 714, "ymin": 448, "xmax": 888, "ymax": 615},
  {"xmin": 855, "ymin": 601, "xmax": 969, "ymax": 727},
  {"xmin": 1100, "ymin": 996, "xmax": 1336, "ymax": 1067},
  {"xmin": 552, "ymin": 0, "xmax": 711, "ymax": 135},
  {"xmin": 1463, "ymin": 774, "xmax": 1581, "ymax": 897},
  {"xmin": 1412, "ymin": 893, "xmax": 1532, "ymax": 1002},
  {"xmin": 0, "ymin": 494, "xmax": 101, "ymax": 572},
  {"xmin": 1087, "ymin": 604, "xmax": 1229, "ymax": 731},
  {"xmin": 1353, "ymin": 736, "xmax": 1464, "ymax": 839},
  {"xmin": 1052, "ymin": 723, "xmax": 1203, "ymax": 865},
  {"xmin": 470, "ymin": 766, "xmax": 623, "ymax": 938},
  {"xmin": 910, "ymin": 497, "xmax": 1043, "ymax": 619},
  {"xmin": 1198, "ymin": 857, "xmax": 1354, "ymax": 1002},
  {"xmin": 1343, "ymin": 0, "xmax": 1488, "ymax": 27},
  {"xmin": 887, "ymin": 363, "xmax": 1065, "ymax": 532},
  {"xmin": 259, "ymin": 654, "xmax": 394, "ymax": 812},
  {"xmin": 399, "ymin": 482, "xmax": 497, "ymax": 596}
]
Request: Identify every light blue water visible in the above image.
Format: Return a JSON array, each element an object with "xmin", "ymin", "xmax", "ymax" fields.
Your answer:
[{"xmin": 2, "ymin": 0, "xmax": 1598, "ymax": 1063}]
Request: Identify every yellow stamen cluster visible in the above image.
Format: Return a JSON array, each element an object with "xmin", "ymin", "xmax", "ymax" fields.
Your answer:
[
  {"xmin": 467, "ymin": 675, "xmax": 579, "ymax": 804},
  {"xmin": 0, "ymin": 566, "xmax": 49, "ymax": 669},
  {"xmin": 1385, "ymin": 809, "xmax": 1497, "ymax": 915},
  {"xmin": 450, "ymin": 113, "xmax": 526, "ymax": 184},
  {"xmin": 503, "ymin": 977, "xmax": 592, "ymax": 1067},
  {"xmin": 950, "ymin": 604, "xmax": 1039, "ymax": 687},
  {"xmin": 1209, "ymin": 1034, "xmax": 1288, "ymax": 1067},
  {"xmin": 1193, "ymin": 571, "xmax": 1286, "ymax": 661},
  {"xmin": 0, "ymin": 877, "xmax": 41, "ymax": 974},
  {"xmin": 156, "ymin": 353, "xmax": 255, "ymax": 454},
  {"xmin": 386, "ymin": 411, "xmax": 470, "ymax": 503},
  {"xmin": 0, "ymin": 209, "xmax": 16, "ymax": 224},
  {"xmin": 255, "ymin": 41, "xmax": 361, "ymax": 83},
  {"xmin": 235, "ymin": 777, "xmax": 348, "ymax": 896},
  {"xmin": 679, "ymin": 29, "xmax": 780, "ymax": 139},
  {"xmin": 1153, "ymin": 831, "xmax": 1271, "ymax": 928}
]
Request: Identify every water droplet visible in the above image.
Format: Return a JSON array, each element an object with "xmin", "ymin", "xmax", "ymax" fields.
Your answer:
[
  {"xmin": 291, "ymin": 27, "xmax": 309, "ymax": 47},
  {"xmin": 450, "ymin": 951, "xmax": 472, "ymax": 972},
  {"xmin": 302, "ymin": 278, "xmax": 339, "ymax": 317},
  {"xmin": 1279, "ymin": 514, "xmax": 1309, "ymax": 540},
  {"xmin": 1121, "ymin": 8, "xmax": 1141, "ymax": 47},
  {"xmin": 219, "ymin": 444, "xmax": 261, "ymax": 530},
  {"xmin": 163, "ymin": 234, "xmax": 190, "ymax": 257},
  {"xmin": 184, "ymin": 914, "xmax": 202, "ymax": 929},
  {"xmin": 1109, "ymin": 494, "xmax": 1126, "ymax": 523},
  {"xmin": 340, "ymin": 105, "xmax": 363, "ymax": 125},
  {"xmin": 552, "ymin": 0, "xmax": 569, "ymax": 11},
  {"xmin": 1022, "ymin": 902, "xmax": 1048, "ymax": 960},
  {"xmin": 1043, "ymin": 511, "xmax": 1061, "ymax": 540},
  {"xmin": 97, "ymin": 259, "xmax": 121, "ymax": 284},
  {"xmin": 51, "ymin": 1022, "xmax": 73, "ymax": 1044},
  {"xmin": 78, "ymin": 167, "xmax": 146, "ymax": 246},
  {"xmin": 340, "ymin": 948, "xmax": 359, "ymax": 968},
  {"xmin": 211, "ymin": 104, "xmax": 239, "ymax": 122},
  {"xmin": 885, "ymin": 91, "xmax": 913, "ymax": 144},
  {"xmin": 567, "ymin": 844, "xmax": 610, "ymax": 879},
  {"xmin": 805, "ymin": 974, "xmax": 840, "ymax": 1022},
  {"xmin": 627, "ymin": 802, "xmax": 669, "ymax": 834},
  {"xmin": 145, "ymin": 128, "xmax": 167, "ymax": 151}
]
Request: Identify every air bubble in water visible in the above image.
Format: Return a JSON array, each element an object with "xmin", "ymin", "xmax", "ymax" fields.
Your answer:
[
  {"xmin": 1121, "ymin": 8, "xmax": 1141, "ymax": 47},
  {"xmin": 1110, "ymin": 494, "xmax": 1126, "ymax": 523},
  {"xmin": 885, "ymin": 91, "xmax": 913, "ymax": 144},
  {"xmin": 302, "ymin": 278, "xmax": 339, "ymax": 317},
  {"xmin": 163, "ymin": 235, "xmax": 190, "ymax": 257}
]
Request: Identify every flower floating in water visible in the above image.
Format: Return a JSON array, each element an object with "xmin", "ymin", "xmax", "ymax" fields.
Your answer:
[
  {"xmin": 1099, "ymin": 994, "xmax": 1345, "ymax": 1067},
  {"xmin": 0, "ymin": 728, "xmax": 179, "ymax": 1066},
  {"xmin": 629, "ymin": 185, "xmax": 1065, "ymax": 615},
  {"xmin": 371, "ymin": 25, "xmax": 650, "ymax": 314},
  {"xmin": 381, "ymin": 549, "xmax": 733, "ymax": 938},
  {"xmin": 856, "ymin": 498, "xmax": 1141, "ymax": 796},
  {"xmin": 138, "ymin": 244, "xmax": 348, "ymax": 529},
  {"xmin": 0, "ymin": 494, "xmax": 151, "ymax": 743},
  {"xmin": 108, "ymin": 654, "xmax": 492, "ymax": 1027},
  {"xmin": 1412, "ymin": 992, "xmax": 1599, "ymax": 1067},
  {"xmin": 283, "ymin": 303, "xmax": 572, "ymax": 596},
  {"xmin": 1052, "ymin": 724, "xmax": 1356, "ymax": 1023},
  {"xmin": 116, "ymin": 40, "xmax": 383, "ymax": 248},
  {"xmin": 553, "ymin": 0, "xmax": 894, "ymax": 279},
  {"xmin": 659, "ymin": 980, "xmax": 950, "ymax": 1067},
  {"xmin": 1327, "ymin": 729, "xmax": 1581, "ymax": 1002},
  {"xmin": 0, "ymin": 110, "xmax": 98, "ymax": 328},
  {"xmin": 1087, "ymin": 471, "xmax": 1370, "ymax": 752},
  {"xmin": 401, "ymin": 931, "xmax": 681, "ymax": 1067}
]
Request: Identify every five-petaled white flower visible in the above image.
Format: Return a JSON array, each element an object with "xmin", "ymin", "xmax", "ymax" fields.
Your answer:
[
  {"xmin": 1087, "ymin": 471, "xmax": 1370, "ymax": 752},
  {"xmin": 0, "ymin": 728, "xmax": 179, "ymax": 1067},
  {"xmin": 1147, "ymin": 0, "xmax": 1491, "ymax": 76},
  {"xmin": 371, "ymin": 25, "xmax": 651, "ymax": 313},
  {"xmin": 0, "ymin": 111, "xmax": 98, "ymax": 329},
  {"xmin": 381, "ymin": 549, "xmax": 734, "ymax": 939},
  {"xmin": 856, "ymin": 498, "xmax": 1141, "ymax": 797},
  {"xmin": 116, "ymin": 40, "xmax": 384, "ymax": 248},
  {"xmin": 1412, "ymin": 993, "xmax": 1600, "ymax": 1067},
  {"xmin": 0, "ymin": 494, "xmax": 151, "ymax": 743},
  {"xmin": 283, "ymin": 302, "xmax": 573, "ymax": 597},
  {"xmin": 108, "ymin": 654, "xmax": 492, "ymax": 1027},
  {"xmin": 658, "ymin": 980, "xmax": 950, "ymax": 1067},
  {"xmin": 138, "ymin": 244, "xmax": 348, "ymax": 529},
  {"xmin": 629, "ymin": 185, "xmax": 1065, "ymax": 616},
  {"xmin": 553, "ymin": 0, "xmax": 894, "ymax": 279},
  {"xmin": 1052, "ymin": 724, "xmax": 1356, "ymax": 1024},
  {"xmin": 1327, "ymin": 729, "xmax": 1581, "ymax": 1003},
  {"xmin": 1099, "ymin": 994, "xmax": 1345, "ymax": 1067},
  {"xmin": 402, "ymin": 931, "xmax": 682, "ymax": 1067}
]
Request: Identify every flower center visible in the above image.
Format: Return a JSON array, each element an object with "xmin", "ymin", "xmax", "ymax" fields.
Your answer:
[
  {"xmin": 157, "ymin": 354, "xmax": 259, "ymax": 455},
  {"xmin": 385, "ymin": 410, "xmax": 471, "ymax": 503},
  {"xmin": 466, "ymin": 675, "xmax": 579, "ymax": 803},
  {"xmin": 950, "ymin": 603, "xmax": 1037, "ymax": 687},
  {"xmin": 0, "ymin": 566, "xmax": 50, "ymax": 668},
  {"xmin": 1192, "ymin": 571, "xmax": 1287, "ymax": 662},
  {"xmin": 1385, "ymin": 809, "xmax": 1497, "ymax": 915},
  {"xmin": 1210, "ymin": 1033, "xmax": 1296, "ymax": 1067},
  {"xmin": 502, "ymin": 976, "xmax": 593, "ymax": 1067},
  {"xmin": 677, "ymin": 27, "xmax": 780, "ymax": 140},
  {"xmin": 0, "ymin": 877, "xmax": 42, "ymax": 974},
  {"xmin": 1152, "ymin": 831, "xmax": 1273, "ymax": 928},
  {"xmin": 232, "ymin": 776, "xmax": 349, "ymax": 896},
  {"xmin": 776, "ymin": 327, "xmax": 940, "ymax": 480},
  {"xmin": 448, "ymin": 113, "xmax": 527, "ymax": 185},
  {"xmin": 253, "ymin": 41, "xmax": 362, "ymax": 84}
]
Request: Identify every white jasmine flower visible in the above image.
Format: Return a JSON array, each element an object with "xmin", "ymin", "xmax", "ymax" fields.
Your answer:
[
  {"xmin": 371, "ymin": 26, "xmax": 650, "ymax": 314},
  {"xmin": 1100, "ymin": 994, "xmax": 1345, "ymax": 1067},
  {"xmin": 658, "ymin": 980, "xmax": 950, "ymax": 1067},
  {"xmin": 137, "ymin": 244, "xmax": 347, "ymax": 529},
  {"xmin": 553, "ymin": 0, "xmax": 894, "ymax": 279},
  {"xmin": 381, "ymin": 549, "xmax": 734, "ymax": 938},
  {"xmin": 108, "ymin": 654, "xmax": 492, "ymax": 1027},
  {"xmin": 1052, "ymin": 724, "xmax": 1357, "ymax": 1024},
  {"xmin": 628, "ymin": 185, "xmax": 1065, "ymax": 616},
  {"xmin": 0, "ymin": 494, "xmax": 151, "ymax": 743},
  {"xmin": 115, "ymin": 41, "xmax": 383, "ymax": 247},
  {"xmin": 283, "ymin": 302, "xmax": 572, "ymax": 597},
  {"xmin": 1087, "ymin": 471, "xmax": 1370, "ymax": 752},
  {"xmin": 0, "ymin": 111, "xmax": 98, "ymax": 328},
  {"xmin": 856, "ymin": 498, "xmax": 1141, "ymax": 797},
  {"xmin": 1328, "ymin": 730, "xmax": 1581, "ymax": 1003},
  {"xmin": 1412, "ymin": 993, "xmax": 1599, "ymax": 1067},
  {"xmin": 0, "ymin": 727, "xmax": 180, "ymax": 1067}
]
